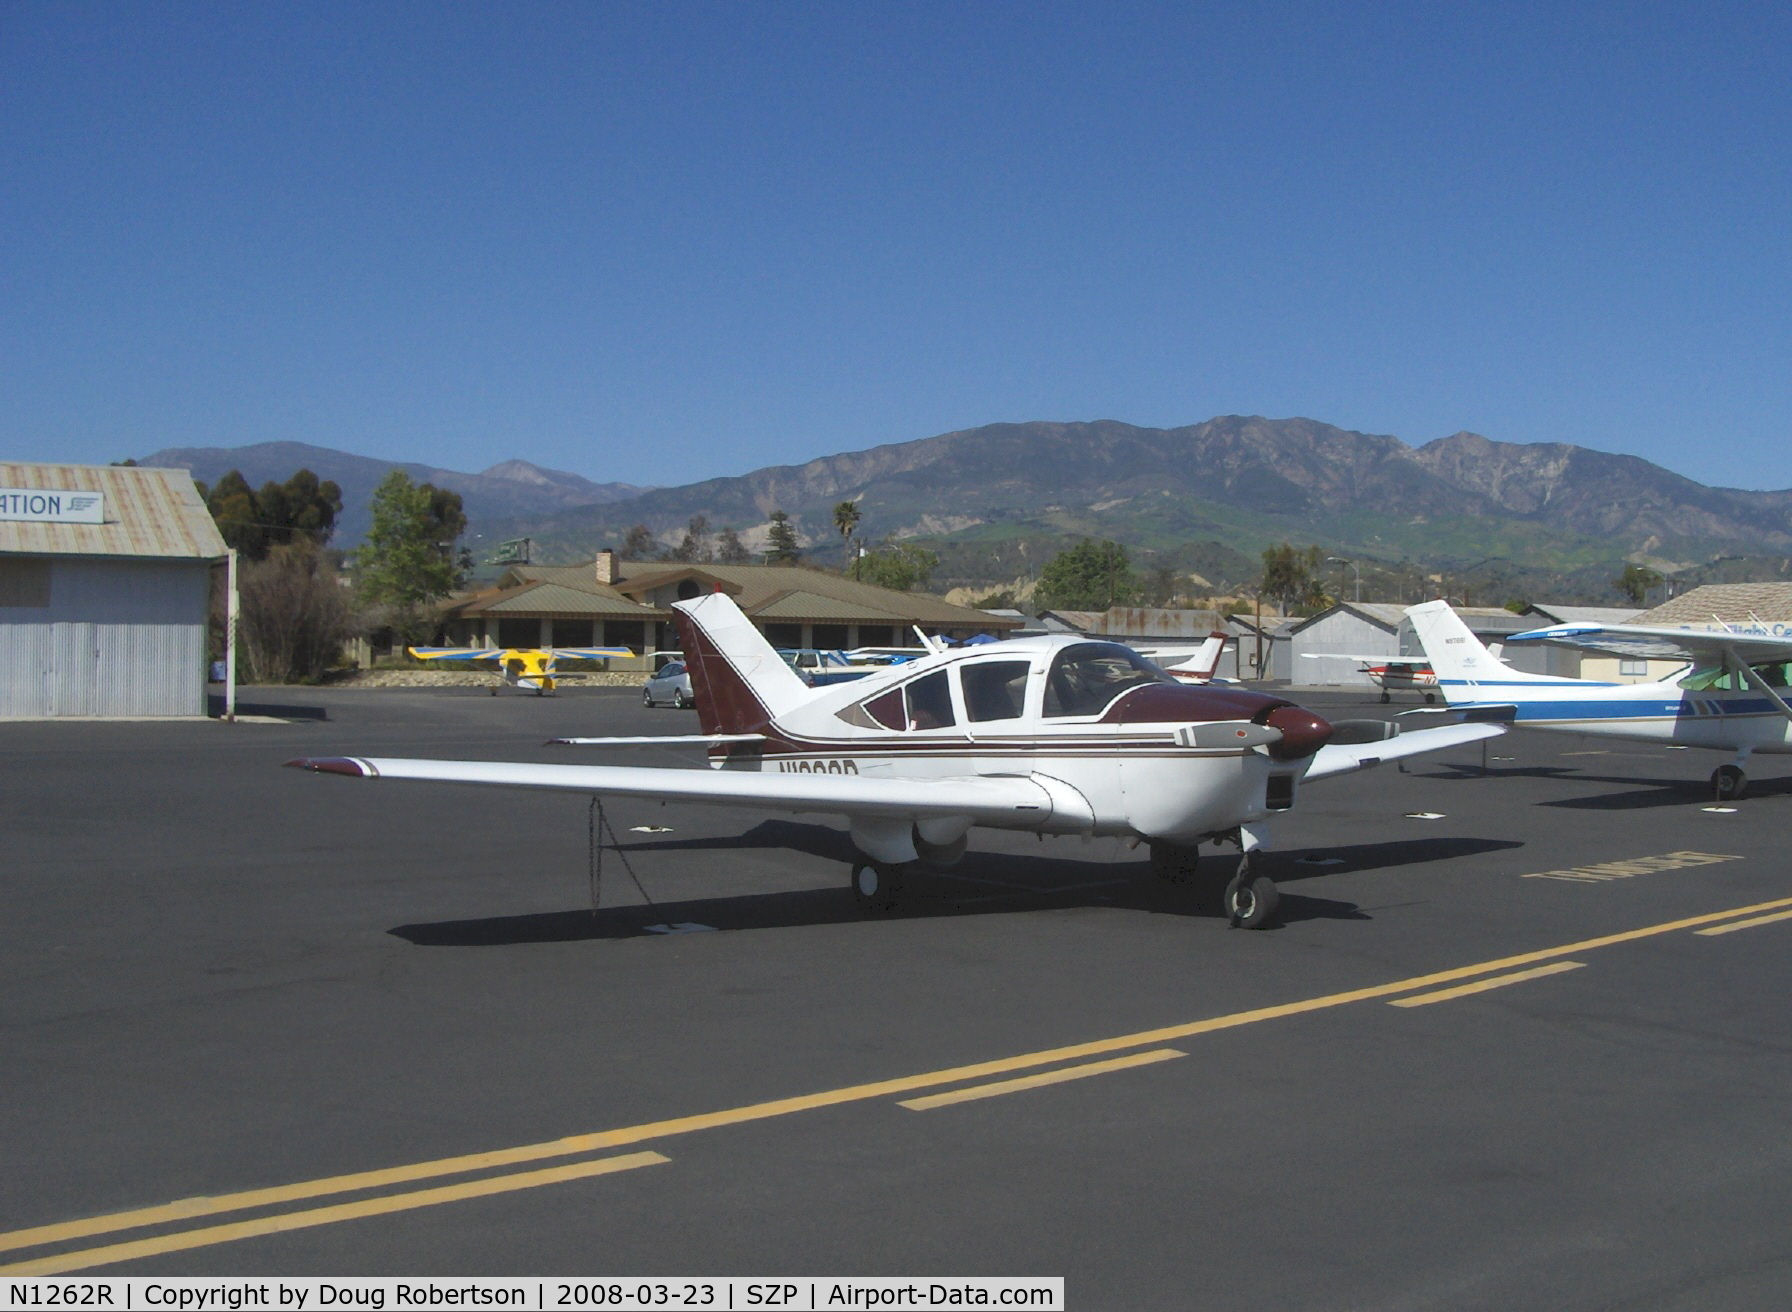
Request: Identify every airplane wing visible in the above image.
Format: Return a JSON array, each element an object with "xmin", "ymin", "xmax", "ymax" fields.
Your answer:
[
  {"xmin": 1301, "ymin": 722, "xmax": 1503, "ymax": 782},
  {"xmin": 1506, "ymin": 622, "xmax": 1792, "ymax": 665},
  {"xmin": 546, "ymin": 646, "xmax": 636, "ymax": 660},
  {"xmin": 408, "ymin": 646, "xmax": 502, "ymax": 663},
  {"xmin": 286, "ymin": 757, "xmax": 1059, "ymax": 825}
]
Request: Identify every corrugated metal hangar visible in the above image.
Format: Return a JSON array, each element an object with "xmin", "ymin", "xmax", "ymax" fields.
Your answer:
[{"xmin": 0, "ymin": 462, "xmax": 227, "ymax": 717}]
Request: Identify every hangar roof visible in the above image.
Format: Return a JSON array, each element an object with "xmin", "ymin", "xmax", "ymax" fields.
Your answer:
[
  {"xmin": 0, "ymin": 462, "xmax": 225, "ymax": 560},
  {"xmin": 449, "ymin": 580, "xmax": 660, "ymax": 618},
  {"xmin": 489, "ymin": 560, "xmax": 1016, "ymax": 631},
  {"xmin": 1637, "ymin": 583, "xmax": 1792, "ymax": 625}
]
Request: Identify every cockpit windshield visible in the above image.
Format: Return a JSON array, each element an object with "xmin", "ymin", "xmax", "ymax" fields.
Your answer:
[{"xmin": 1043, "ymin": 642, "xmax": 1173, "ymax": 718}]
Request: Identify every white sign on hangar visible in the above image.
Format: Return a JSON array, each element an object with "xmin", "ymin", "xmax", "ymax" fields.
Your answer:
[{"xmin": 0, "ymin": 488, "xmax": 106, "ymax": 524}]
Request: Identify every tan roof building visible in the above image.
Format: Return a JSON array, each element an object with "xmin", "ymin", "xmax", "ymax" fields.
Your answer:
[
  {"xmin": 0, "ymin": 462, "xmax": 226, "ymax": 716},
  {"xmin": 1637, "ymin": 583, "xmax": 1792, "ymax": 627},
  {"xmin": 434, "ymin": 552, "xmax": 1020, "ymax": 666}
]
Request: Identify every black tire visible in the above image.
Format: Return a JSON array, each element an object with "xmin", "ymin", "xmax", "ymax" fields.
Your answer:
[
  {"xmin": 675, "ymin": 689, "xmax": 692, "ymax": 709},
  {"xmin": 1424, "ymin": 691, "xmax": 1437, "ymax": 704},
  {"xmin": 1148, "ymin": 840, "xmax": 1201, "ymax": 884},
  {"xmin": 851, "ymin": 862, "xmax": 906, "ymax": 916},
  {"xmin": 1379, "ymin": 691, "xmax": 1390, "ymax": 704},
  {"xmin": 1712, "ymin": 765, "xmax": 1748, "ymax": 802},
  {"xmin": 642, "ymin": 687, "xmax": 654, "ymax": 707},
  {"xmin": 1225, "ymin": 872, "xmax": 1279, "ymax": 929}
]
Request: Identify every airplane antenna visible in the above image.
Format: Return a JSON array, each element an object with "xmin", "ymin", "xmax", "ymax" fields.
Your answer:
[{"xmin": 913, "ymin": 625, "xmax": 945, "ymax": 655}]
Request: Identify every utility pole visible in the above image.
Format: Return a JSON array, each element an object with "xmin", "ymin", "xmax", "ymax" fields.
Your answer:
[{"xmin": 1327, "ymin": 556, "xmax": 1360, "ymax": 604}]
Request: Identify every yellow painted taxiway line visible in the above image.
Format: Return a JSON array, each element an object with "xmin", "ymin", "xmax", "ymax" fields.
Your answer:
[
  {"xmin": 8, "ymin": 891, "xmax": 1792, "ymax": 1270},
  {"xmin": 0, "ymin": 1152, "xmax": 667, "ymax": 1276},
  {"xmin": 1388, "ymin": 961, "xmax": 1586, "ymax": 1008},
  {"xmin": 899, "ymin": 1048, "xmax": 1186, "ymax": 1110},
  {"xmin": 1694, "ymin": 908, "xmax": 1792, "ymax": 936}
]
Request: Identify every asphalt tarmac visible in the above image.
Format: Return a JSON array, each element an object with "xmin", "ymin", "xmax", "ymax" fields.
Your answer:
[{"xmin": 4, "ymin": 684, "xmax": 1791, "ymax": 1308}]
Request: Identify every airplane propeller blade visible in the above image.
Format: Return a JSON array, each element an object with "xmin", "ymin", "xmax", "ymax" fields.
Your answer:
[{"xmin": 1326, "ymin": 719, "xmax": 1400, "ymax": 745}]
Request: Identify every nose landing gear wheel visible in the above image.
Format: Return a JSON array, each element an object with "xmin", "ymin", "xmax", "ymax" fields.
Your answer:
[
  {"xmin": 851, "ymin": 862, "xmax": 908, "ymax": 916},
  {"xmin": 1712, "ymin": 765, "xmax": 1748, "ymax": 802},
  {"xmin": 1225, "ymin": 869, "xmax": 1279, "ymax": 929}
]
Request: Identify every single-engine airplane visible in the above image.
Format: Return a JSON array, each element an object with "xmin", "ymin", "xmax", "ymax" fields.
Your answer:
[
  {"xmin": 407, "ymin": 644, "xmax": 634, "ymax": 695},
  {"xmin": 1300, "ymin": 653, "xmax": 1439, "ymax": 703},
  {"xmin": 297, "ymin": 595, "xmax": 1501, "ymax": 927},
  {"xmin": 1406, "ymin": 599, "xmax": 1792, "ymax": 801}
]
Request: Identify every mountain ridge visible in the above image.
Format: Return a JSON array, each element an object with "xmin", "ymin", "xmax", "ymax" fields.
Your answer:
[
  {"xmin": 138, "ymin": 421, "xmax": 1792, "ymax": 593},
  {"xmin": 136, "ymin": 440, "xmax": 649, "ymax": 544}
]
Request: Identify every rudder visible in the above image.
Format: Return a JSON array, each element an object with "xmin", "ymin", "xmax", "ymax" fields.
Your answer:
[
  {"xmin": 672, "ymin": 593, "xmax": 812, "ymax": 735},
  {"xmin": 1405, "ymin": 600, "xmax": 1555, "ymax": 693}
]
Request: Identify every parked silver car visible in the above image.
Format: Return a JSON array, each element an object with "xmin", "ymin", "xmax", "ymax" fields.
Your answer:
[{"xmin": 642, "ymin": 660, "xmax": 694, "ymax": 709}]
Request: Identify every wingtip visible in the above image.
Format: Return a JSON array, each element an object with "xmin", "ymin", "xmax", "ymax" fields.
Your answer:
[{"xmin": 284, "ymin": 756, "xmax": 376, "ymax": 777}]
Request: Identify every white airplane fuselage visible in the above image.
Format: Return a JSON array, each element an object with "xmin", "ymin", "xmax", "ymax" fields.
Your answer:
[{"xmin": 693, "ymin": 633, "xmax": 1329, "ymax": 854}]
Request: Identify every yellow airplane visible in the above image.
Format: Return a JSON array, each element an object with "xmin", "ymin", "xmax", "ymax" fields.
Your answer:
[{"xmin": 407, "ymin": 645, "xmax": 633, "ymax": 695}]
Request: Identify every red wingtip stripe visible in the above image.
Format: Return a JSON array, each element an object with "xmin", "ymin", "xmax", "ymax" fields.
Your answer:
[{"xmin": 284, "ymin": 757, "xmax": 377, "ymax": 778}]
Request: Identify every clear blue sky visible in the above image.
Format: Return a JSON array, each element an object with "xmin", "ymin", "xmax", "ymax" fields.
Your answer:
[{"xmin": 5, "ymin": 3, "xmax": 1788, "ymax": 490}]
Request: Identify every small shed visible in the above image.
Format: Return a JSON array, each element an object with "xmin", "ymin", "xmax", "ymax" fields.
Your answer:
[{"xmin": 0, "ymin": 463, "xmax": 226, "ymax": 716}]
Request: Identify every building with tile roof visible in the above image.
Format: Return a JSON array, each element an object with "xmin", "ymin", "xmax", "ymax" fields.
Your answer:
[
  {"xmin": 1637, "ymin": 583, "xmax": 1792, "ymax": 627},
  {"xmin": 431, "ymin": 551, "xmax": 1021, "ymax": 666},
  {"xmin": 0, "ymin": 462, "xmax": 227, "ymax": 716}
]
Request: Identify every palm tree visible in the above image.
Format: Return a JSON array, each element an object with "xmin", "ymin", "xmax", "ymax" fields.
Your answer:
[{"xmin": 833, "ymin": 500, "xmax": 861, "ymax": 571}]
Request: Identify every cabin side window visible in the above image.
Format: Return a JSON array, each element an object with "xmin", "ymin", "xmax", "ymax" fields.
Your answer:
[
  {"xmin": 904, "ymin": 670, "xmax": 957, "ymax": 730},
  {"xmin": 960, "ymin": 660, "xmax": 1032, "ymax": 723}
]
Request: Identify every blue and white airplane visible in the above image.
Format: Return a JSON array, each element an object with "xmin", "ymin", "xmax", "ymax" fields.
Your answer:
[{"xmin": 1406, "ymin": 599, "xmax": 1792, "ymax": 801}]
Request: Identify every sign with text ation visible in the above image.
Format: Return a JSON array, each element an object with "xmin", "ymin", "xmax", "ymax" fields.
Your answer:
[{"xmin": 0, "ymin": 487, "xmax": 105, "ymax": 524}]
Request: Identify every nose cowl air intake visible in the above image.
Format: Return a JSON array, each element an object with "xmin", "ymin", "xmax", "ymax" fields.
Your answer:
[{"xmin": 1258, "ymin": 704, "xmax": 1334, "ymax": 762}]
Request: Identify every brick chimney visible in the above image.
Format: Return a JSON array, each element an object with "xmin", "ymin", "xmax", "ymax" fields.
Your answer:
[{"xmin": 594, "ymin": 549, "xmax": 619, "ymax": 586}]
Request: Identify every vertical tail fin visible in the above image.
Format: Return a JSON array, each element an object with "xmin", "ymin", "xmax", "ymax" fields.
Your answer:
[
  {"xmin": 673, "ymin": 593, "xmax": 812, "ymax": 734},
  {"xmin": 1405, "ymin": 600, "xmax": 1556, "ymax": 694}
]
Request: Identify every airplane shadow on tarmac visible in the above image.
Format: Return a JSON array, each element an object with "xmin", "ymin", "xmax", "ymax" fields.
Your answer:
[
  {"xmin": 388, "ymin": 823, "xmax": 1521, "ymax": 946},
  {"xmin": 1424, "ymin": 760, "xmax": 1792, "ymax": 810},
  {"xmin": 207, "ymin": 692, "xmax": 330, "ymax": 720},
  {"xmin": 1532, "ymin": 771, "xmax": 1792, "ymax": 810}
]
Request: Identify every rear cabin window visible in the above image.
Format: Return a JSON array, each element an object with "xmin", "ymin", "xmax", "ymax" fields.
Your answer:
[
  {"xmin": 960, "ymin": 660, "xmax": 1032, "ymax": 722},
  {"xmin": 1043, "ymin": 643, "xmax": 1170, "ymax": 718},
  {"xmin": 861, "ymin": 688, "xmax": 905, "ymax": 730},
  {"xmin": 904, "ymin": 670, "xmax": 956, "ymax": 730}
]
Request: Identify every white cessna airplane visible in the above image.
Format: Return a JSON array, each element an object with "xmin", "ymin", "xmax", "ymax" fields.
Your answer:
[
  {"xmin": 290, "ymin": 594, "xmax": 1500, "ymax": 928},
  {"xmin": 1407, "ymin": 599, "xmax": 1792, "ymax": 801}
]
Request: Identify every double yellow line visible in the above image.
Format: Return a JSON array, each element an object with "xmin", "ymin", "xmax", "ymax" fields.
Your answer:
[{"xmin": 9, "ymin": 892, "xmax": 1792, "ymax": 1275}]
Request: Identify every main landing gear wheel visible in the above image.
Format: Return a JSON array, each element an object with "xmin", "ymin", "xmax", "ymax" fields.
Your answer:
[
  {"xmin": 1379, "ymin": 690, "xmax": 1391, "ymax": 704},
  {"xmin": 1148, "ymin": 840, "xmax": 1202, "ymax": 884},
  {"xmin": 1224, "ymin": 867, "xmax": 1279, "ymax": 930},
  {"xmin": 851, "ymin": 862, "xmax": 907, "ymax": 916},
  {"xmin": 1712, "ymin": 765, "xmax": 1748, "ymax": 802},
  {"xmin": 1424, "ymin": 692, "xmax": 1438, "ymax": 704}
]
